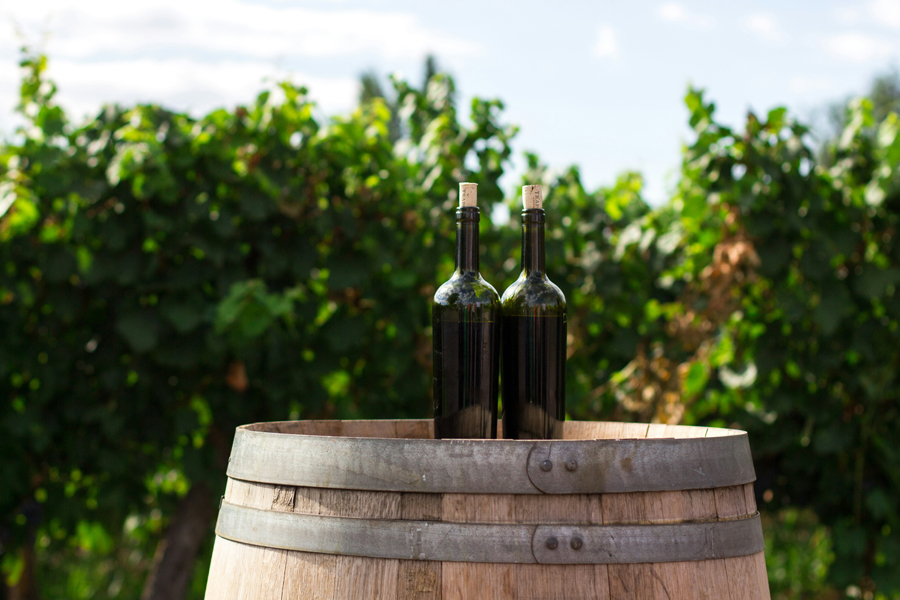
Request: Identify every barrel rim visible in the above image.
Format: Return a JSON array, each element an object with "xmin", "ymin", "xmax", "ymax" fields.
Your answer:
[
  {"xmin": 238, "ymin": 418, "xmax": 747, "ymax": 438},
  {"xmin": 226, "ymin": 419, "xmax": 756, "ymax": 494}
]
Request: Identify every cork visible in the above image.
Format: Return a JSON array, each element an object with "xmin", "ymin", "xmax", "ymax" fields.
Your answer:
[
  {"xmin": 523, "ymin": 185, "xmax": 543, "ymax": 209},
  {"xmin": 459, "ymin": 182, "xmax": 477, "ymax": 207}
]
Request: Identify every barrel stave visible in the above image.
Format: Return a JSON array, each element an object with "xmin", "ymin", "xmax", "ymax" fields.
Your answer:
[{"xmin": 399, "ymin": 493, "xmax": 443, "ymax": 599}]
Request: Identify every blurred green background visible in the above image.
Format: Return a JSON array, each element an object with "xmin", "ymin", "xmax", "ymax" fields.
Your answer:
[{"xmin": 2, "ymin": 51, "xmax": 900, "ymax": 599}]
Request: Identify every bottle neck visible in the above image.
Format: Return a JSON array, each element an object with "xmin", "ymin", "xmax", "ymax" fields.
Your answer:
[
  {"xmin": 456, "ymin": 207, "xmax": 480, "ymax": 274},
  {"xmin": 521, "ymin": 209, "xmax": 545, "ymax": 275}
]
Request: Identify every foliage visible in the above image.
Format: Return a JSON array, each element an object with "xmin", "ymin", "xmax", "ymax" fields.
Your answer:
[
  {"xmin": 821, "ymin": 67, "xmax": 900, "ymax": 152},
  {"xmin": 3, "ymin": 49, "xmax": 900, "ymax": 597},
  {"xmin": 33, "ymin": 521, "xmax": 152, "ymax": 600},
  {"xmin": 669, "ymin": 92, "xmax": 900, "ymax": 597},
  {"xmin": 0, "ymin": 50, "xmax": 514, "ymax": 594},
  {"xmin": 764, "ymin": 508, "xmax": 837, "ymax": 600}
]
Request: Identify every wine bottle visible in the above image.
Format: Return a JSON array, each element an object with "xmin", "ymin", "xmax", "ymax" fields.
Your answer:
[
  {"xmin": 432, "ymin": 183, "xmax": 501, "ymax": 439},
  {"xmin": 501, "ymin": 185, "xmax": 567, "ymax": 440}
]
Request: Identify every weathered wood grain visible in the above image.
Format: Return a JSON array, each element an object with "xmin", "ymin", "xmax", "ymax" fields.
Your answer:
[
  {"xmin": 280, "ymin": 486, "xmax": 342, "ymax": 600},
  {"xmin": 442, "ymin": 494, "xmax": 517, "ymax": 600},
  {"xmin": 514, "ymin": 494, "xmax": 609, "ymax": 600},
  {"xmin": 206, "ymin": 481, "xmax": 291, "ymax": 599},
  {"xmin": 398, "ymin": 493, "xmax": 443, "ymax": 600},
  {"xmin": 605, "ymin": 421, "xmax": 652, "ymax": 599},
  {"xmin": 715, "ymin": 484, "xmax": 770, "ymax": 600},
  {"xmin": 602, "ymin": 421, "xmax": 736, "ymax": 599},
  {"xmin": 331, "ymin": 490, "xmax": 402, "ymax": 599},
  {"xmin": 590, "ymin": 422, "xmax": 651, "ymax": 440}
]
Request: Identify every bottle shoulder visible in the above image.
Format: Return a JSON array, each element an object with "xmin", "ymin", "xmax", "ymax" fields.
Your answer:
[
  {"xmin": 434, "ymin": 272, "xmax": 501, "ymax": 308},
  {"xmin": 500, "ymin": 273, "xmax": 567, "ymax": 314}
]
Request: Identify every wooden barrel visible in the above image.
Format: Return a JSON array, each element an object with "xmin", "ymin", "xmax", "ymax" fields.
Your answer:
[{"xmin": 205, "ymin": 419, "xmax": 770, "ymax": 599}]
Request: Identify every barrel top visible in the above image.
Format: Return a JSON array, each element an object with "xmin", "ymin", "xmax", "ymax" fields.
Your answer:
[
  {"xmin": 238, "ymin": 418, "xmax": 747, "ymax": 440},
  {"xmin": 226, "ymin": 419, "xmax": 754, "ymax": 495}
]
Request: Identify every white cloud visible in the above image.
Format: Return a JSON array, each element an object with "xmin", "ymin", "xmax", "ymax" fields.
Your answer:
[
  {"xmin": 788, "ymin": 76, "xmax": 834, "ymax": 95},
  {"xmin": 17, "ymin": 58, "xmax": 359, "ymax": 124},
  {"xmin": 2, "ymin": 0, "xmax": 483, "ymax": 61},
  {"xmin": 658, "ymin": 3, "xmax": 715, "ymax": 29},
  {"xmin": 593, "ymin": 25, "xmax": 619, "ymax": 59},
  {"xmin": 870, "ymin": 0, "xmax": 900, "ymax": 28},
  {"xmin": 822, "ymin": 32, "xmax": 896, "ymax": 62},
  {"xmin": 0, "ymin": 0, "xmax": 480, "ymax": 127},
  {"xmin": 743, "ymin": 14, "xmax": 786, "ymax": 43},
  {"xmin": 834, "ymin": 5, "xmax": 864, "ymax": 24}
]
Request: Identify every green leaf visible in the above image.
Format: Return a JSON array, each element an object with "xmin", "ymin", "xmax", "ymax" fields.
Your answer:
[
  {"xmin": 215, "ymin": 279, "xmax": 294, "ymax": 341},
  {"xmin": 766, "ymin": 106, "xmax": 788, "ymax": 130},
  {"xmin": 683, "ymin": 362, "xmax": 709, "ymax": 397},
  {"xmin": 234, "ymin": 299, "xmax": 273, "ymax": 338},
  {"xmin": 838, "ymin": 97, "xmax": 874, "ymax": 150},
  {"xmin": 0, "ymin": 193, "xmax": 39, "ymax": 241},
  {"xmin": 708, "ymin": 333, "xmax": 734, "ymax": 367}
]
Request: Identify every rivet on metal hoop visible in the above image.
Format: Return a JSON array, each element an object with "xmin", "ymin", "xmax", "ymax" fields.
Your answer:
[
  {"xmin": 570, "ymin": 537, "xmax": 583, "ymax": 550},
  {"xmin": 545, "ymin": 537, "xmax": 559, "ymax": 550},
  {"xmin": 565, "ymin": 459, "xmax": 578, "ymax": 472},
  {"xmin": 541, "ymin": 460, "xmax": 553, "ymax": 472}
]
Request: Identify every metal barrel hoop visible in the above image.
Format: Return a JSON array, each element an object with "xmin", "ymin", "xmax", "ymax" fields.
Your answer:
[
  {"xmin": 226, "ymin": 423, "xmax": 755, "ymax": 495},
  {"xmin": 215, "ymin": 502, "xmax": 765, "ymax": 565}
]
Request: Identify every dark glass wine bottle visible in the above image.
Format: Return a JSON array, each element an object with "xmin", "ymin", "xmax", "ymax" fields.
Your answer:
[
  {"xmin": 432, "ymin": 183, "xmax": 501, "ymax": 439},
  {"xmin": 501, "ymin": 185, "xmax": 567, "ymax": 440}
]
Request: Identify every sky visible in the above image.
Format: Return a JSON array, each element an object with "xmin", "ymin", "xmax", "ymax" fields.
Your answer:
[{"xmin": 1, "ymin": 0, "xmax": 899, "ymax": 204}]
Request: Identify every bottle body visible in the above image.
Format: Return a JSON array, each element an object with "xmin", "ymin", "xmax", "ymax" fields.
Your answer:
[
  {"xmin": 432, "ymin": 293, "xmax": 500, "ymax": 438},
  {"xmin": 433, "ymin": 207, "xmax": 501, "ymax": 439},
  {"xmin": 501, "ymin": 208, "xmax": 567, "ymax": 440}
]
